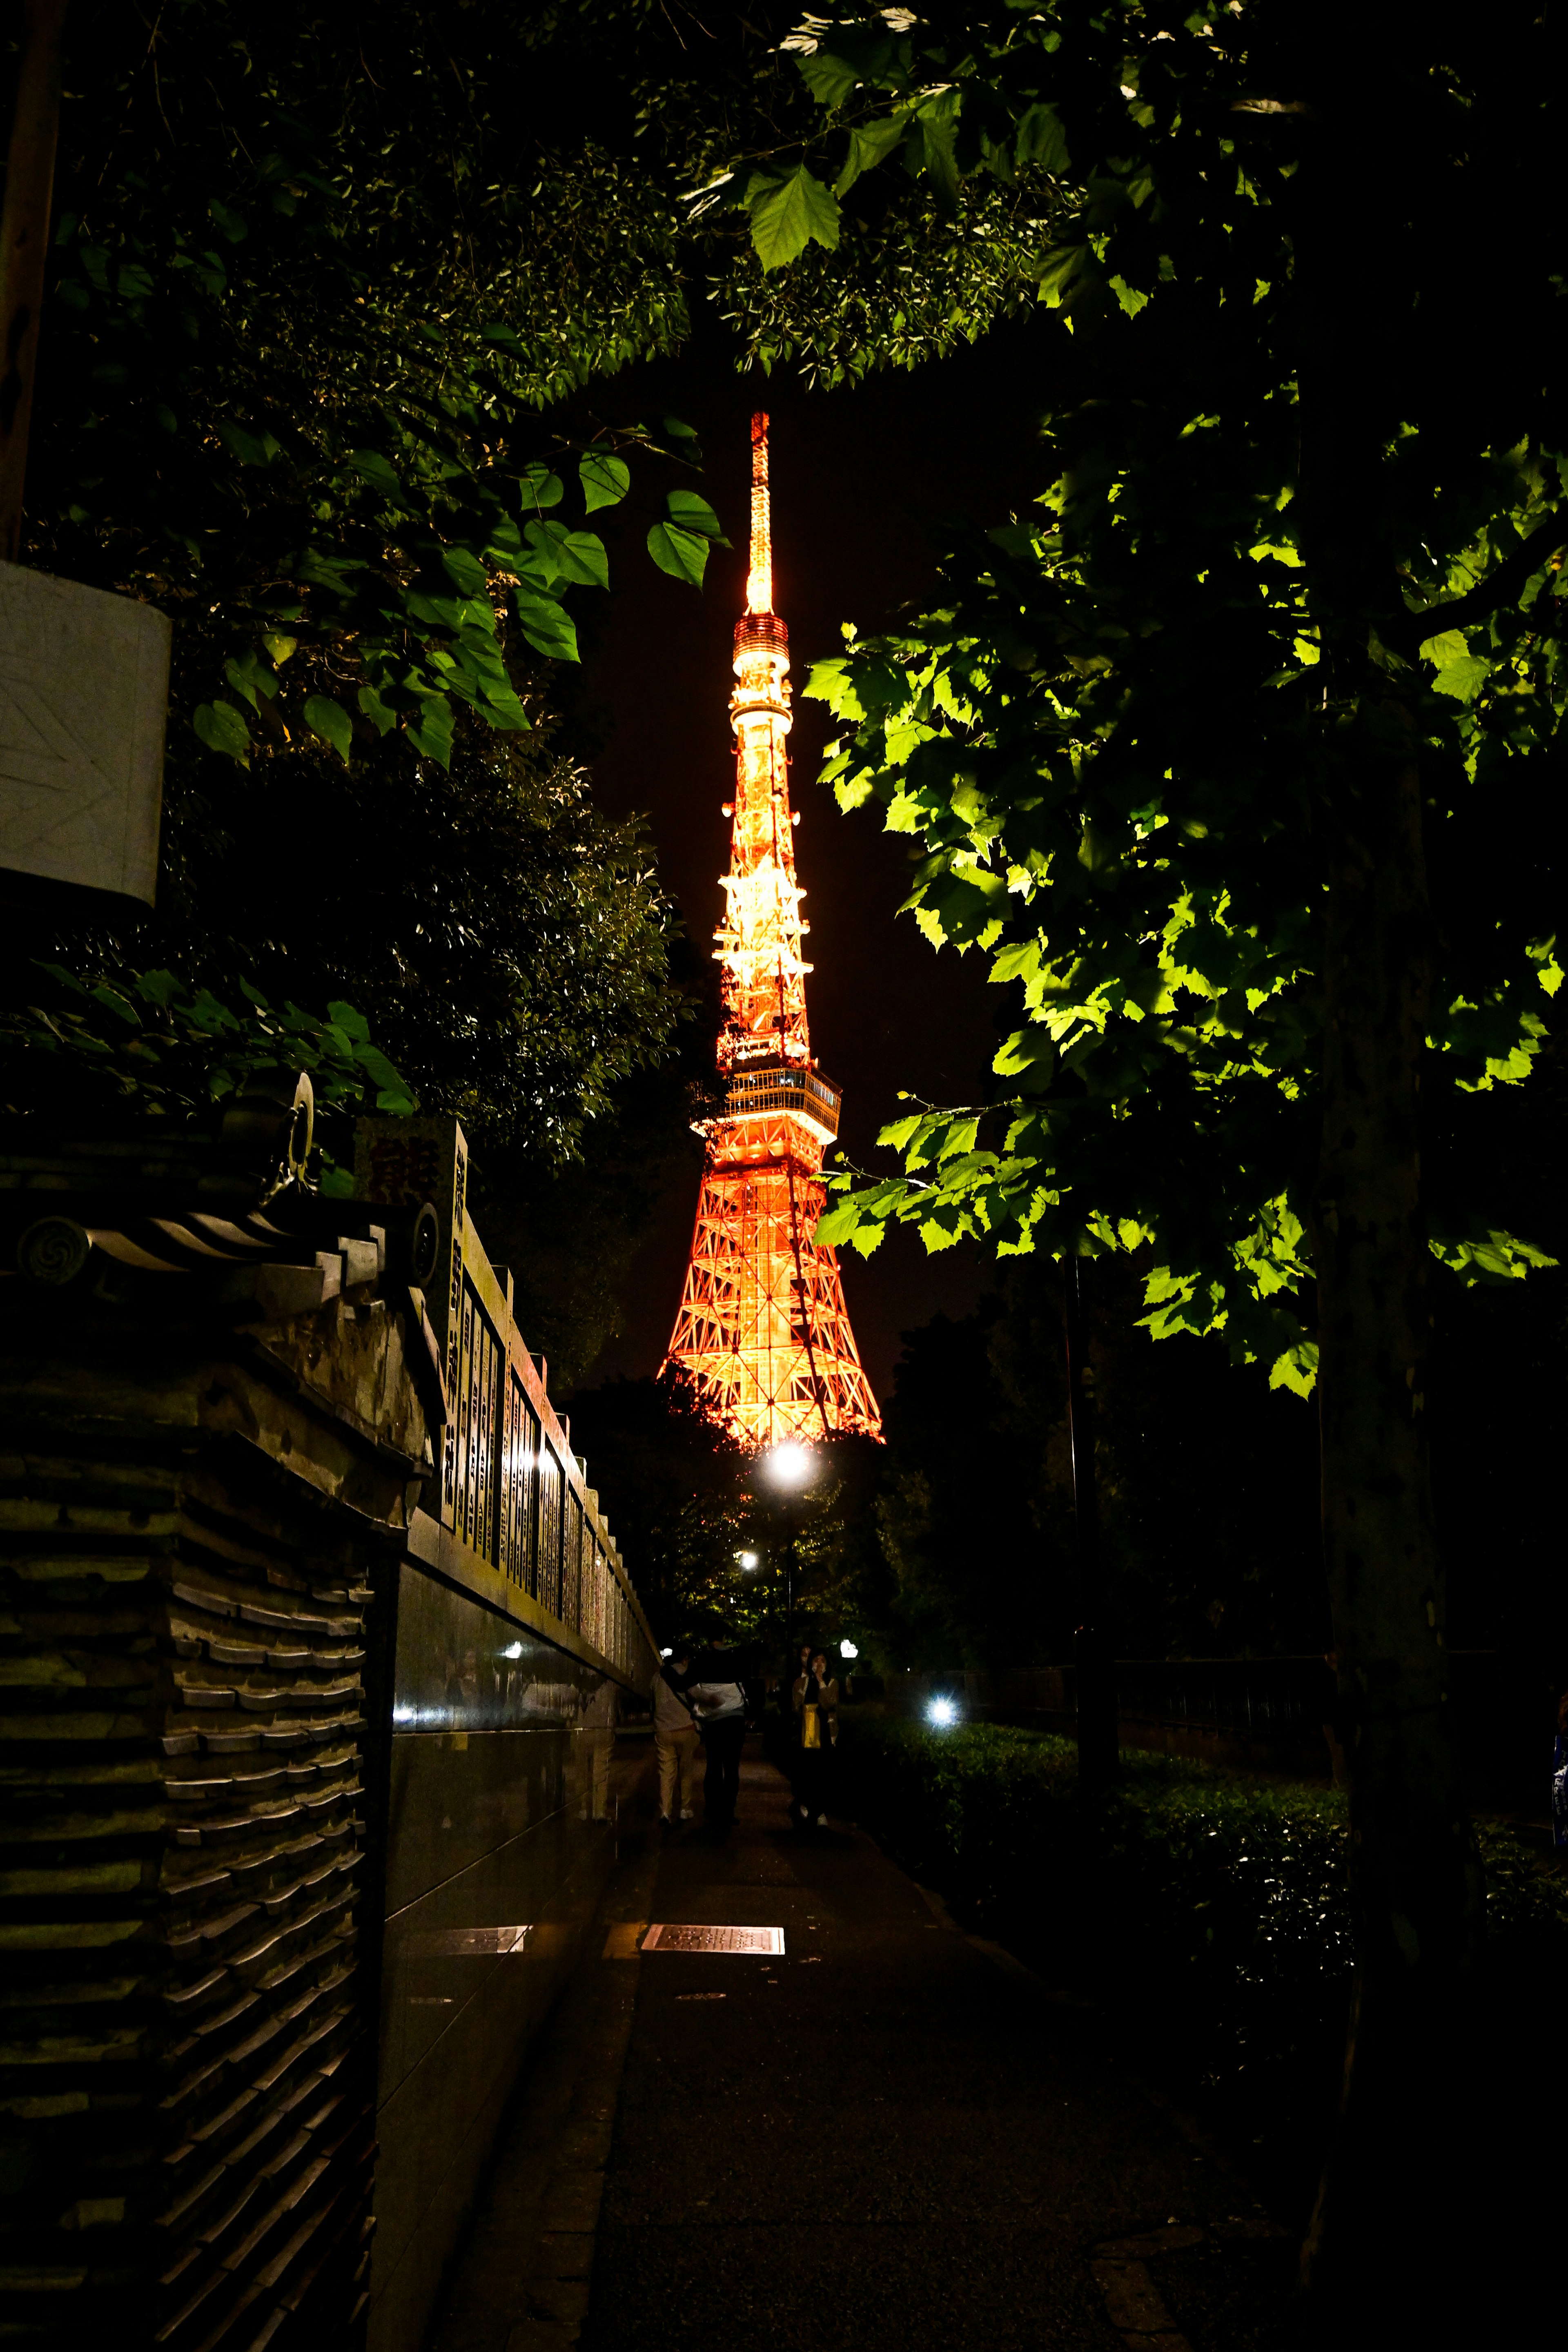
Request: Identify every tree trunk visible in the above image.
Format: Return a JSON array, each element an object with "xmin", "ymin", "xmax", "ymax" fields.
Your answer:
[
  {"xmin": 1062, "ymin": 1258, "xmax": 1116, "ymax": 1792},
  {"xmin": 1301, "ymin": 725, "xmax": 1482, "ymax": 2334}
]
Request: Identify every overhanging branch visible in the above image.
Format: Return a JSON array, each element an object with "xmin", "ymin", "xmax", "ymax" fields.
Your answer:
[{"xmin": 1388, "ymin": 512, "xmax": 1567, "ymax": 659}]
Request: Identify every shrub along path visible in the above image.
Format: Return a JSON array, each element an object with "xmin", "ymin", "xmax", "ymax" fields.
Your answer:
[{"xmin": 435, "ymin": 1739, "xmax": 1296, "ymax": 2352}]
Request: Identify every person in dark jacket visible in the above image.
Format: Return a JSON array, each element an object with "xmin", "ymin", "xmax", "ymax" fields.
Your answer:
[
  {"xmin": 685, "ymin": 1631, "xmax": 754, "ymax": 1831},
  {"xmin": 790, "ymin": 1650, "xmax": 839, "ymax": 1826}
]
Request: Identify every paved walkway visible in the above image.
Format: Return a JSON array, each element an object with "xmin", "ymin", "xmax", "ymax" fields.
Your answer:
[{"xmin": 432, "ymin": 1743, "xmax": 1294, "ymax": 2352}]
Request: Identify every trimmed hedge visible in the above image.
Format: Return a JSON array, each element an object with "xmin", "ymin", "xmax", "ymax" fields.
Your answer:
[{"xmin": 834, "ymin": 1714, "xmax": 1566, "ymax": 2189}]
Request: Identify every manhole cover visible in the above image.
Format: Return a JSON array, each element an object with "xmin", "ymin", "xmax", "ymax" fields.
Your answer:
[
  {"xmin": 642, "ymin": 1924, "xmax": 785, "ymax": 1955},
  {"xmin": 410, "ymin": 1926, "xmax": 530, "ymax": 1956}
]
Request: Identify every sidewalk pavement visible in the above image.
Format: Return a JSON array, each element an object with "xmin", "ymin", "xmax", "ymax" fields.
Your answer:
[{"xmin": 430, "ymin": 1740, "xmax": 1294, "ymax": 2352}]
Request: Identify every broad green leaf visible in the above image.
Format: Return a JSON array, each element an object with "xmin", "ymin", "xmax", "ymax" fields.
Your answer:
[
  {"xmin": 835, "ymin": 112, "xmax": 910, "ymax": 197},
  {"xmin": 192, "ymin": 699, "xmax": 251, "ymax": 765},
  {"xmin": 347, "ymin": 449, "xmax": 408, "ymax": 504},
  {"xmin": 1015, "ymin": 102, "xmax": 1070, "ymax": 175},
  {"xmin": 1430, "ymin": 652, "xmax": 1490, "ymax": 702},
  {"xmin": 666, "ymin": 489, "xmax": 725, "ymax": 541},
  {"xmin": 747, "ymin": 166, "xmax": 842, "ymax": 271},
  {"xmin": 262, "ymin": 631, "xmax": 297, "ymax": 666},
  {"xmin": 1037, "ymin": 245, "xmax": 1089, "ymax": 306},
  {"xmin": 440, "ymin": 546, "xmax": 490, "ymax": 598},
  {"xmin": 556, "ymin": 531, "xmax": 608, "ymax": 590},
  {"xmin": 303, "ymin": 695, "xmax": 353, "ymax": 764},
  {"xmin": 797, "ymin": 47, "xmax": 860, "ymax": 109},
  {"xmin": 326, "ymin": 1000, "xmax": 371, "ymax": 1042},
  {"xmin": 207, "ymin": 196, "xmax": 247, "ymax": 243},
  {"xmin": 513, "ymin": 587, "xmax": 580, "ymax": 661},
  {"xmin": 406, "ymin": 699, "xmax": 456, "ymax": 768},
  {"xmin": 522, "ymin": 463, "xmax": 563, "ymax": 510},
  {"xmin": 915, "ymin": 90, "xmax": 962, "ymax": 208},
  {"xmin": 579, "ymin": 451, "xmax": 630, "ymax": 512},
  {"xmin": 646, "ymin": 521, "xmax": 710, "ymax": 586},
  {"xmin": 217, "ymin": 421, "xmax": 279, "ymax": 467},
  {"xmin": 662, "ymin": 416, "xmax": 700, "ymax": 442},
  {"xmin": 358, "ymin": 684, "xmax": 397, "ymax": 736}
]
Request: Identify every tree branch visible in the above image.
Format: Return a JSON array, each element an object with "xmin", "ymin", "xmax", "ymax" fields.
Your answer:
[{"xmin": 1388, "ymin": 511, "xmax": 1567, "ymax": 659}]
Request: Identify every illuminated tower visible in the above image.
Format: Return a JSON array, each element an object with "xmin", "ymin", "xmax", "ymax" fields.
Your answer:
[{"xmin": 663, "ymin": 413, "xmax": 882, "ymax": 1450}]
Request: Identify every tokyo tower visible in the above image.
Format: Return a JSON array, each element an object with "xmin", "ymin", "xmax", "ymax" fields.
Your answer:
[{"xmin": 663, "ymin": 413, "xmax": 882, "ymax": 1450}]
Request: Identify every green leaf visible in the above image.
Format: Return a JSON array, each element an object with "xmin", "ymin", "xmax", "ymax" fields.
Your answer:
[
  {"xmin": 666, "ymin": 489, "xmax": 726, "ymax": 541},
  {"xmin": 207, "ymin": 196, "xmax": 247, "ymax": 243},
  {"xmin": 358, "ymin": 684, "xmax": 397, "ymax": 736},
  {"xmin": 1037, "ymin": 245, "xmax": 1089, "ymax": 307},
  {"xmin": 555, "ymin": 530, "xmax": 608, "ymax": 590},
  {"xmin": 915, "ymin": 89, "xmax": 962, "ymax": 208},
  {"xmin": 217, "ymin": 421, "xmax": 280, "ymax": 467},
  {"xmin": 579, "ymin": 451, "xmax": 630, "ymax": 512},
  {"xmin": 835, "ymin": 112, "xmax": 911, "ymax": 198},
  {"xmin": 1430, "ymin": 652, "xmax": 1491, "ymax": 702},
  {"xmin": 440, "ymin": 545, "xmax": 490, "ymax": 598},
  {"xmin": 797, "ymin": 47, "xmax": 860, "ymax": 109},
  {"xmin": 747, "ymin": 166, "xmax": 842, "ymax": 271},
  {"xmin": 192, "ymin": 699, "xmax": 252, "ymax": 765},
  {"xmin": 646, "ymin": 521, "xmax": 710, "ymax": 587},
  {"xmin": 347, "ymin": 448, "xmax": 408, "ymax": 505},
  {"xmin": 262, "ymin": 631, "xmax": 297, "ymax": 666},
  {"xmin": 353, "ymin": 1040, "xmax": 419, "ymax": 1116},
  {"xmin": 1015, "ymin": 102, "xmax": 1070, "ymax": 175},
  {"xmin": 662, "ymin": 416, "xmax": 700, "ymax": 442},
  {"xmin": 406, "ymin": 698, "xmax": 455, "ymax": 768},
  {"xmin": 513, "ymin": 587, "xmax": 580, "ymax": 662},
  {"xmin": 326, "ymin": 1000, "xmax": 371, "ymax": 1042},
  {"xmin": 522, "ymin": 462, "xmax": 564, "ymax": 510},
  {"xmin": 303, "ymin": 695, "xmax": 353, "ymax": 764}
]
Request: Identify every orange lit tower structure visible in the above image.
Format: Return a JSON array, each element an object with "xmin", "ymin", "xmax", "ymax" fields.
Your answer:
[{"xmin": 664, "ymin": 414, "xmax": 882, "ymax": 1449}]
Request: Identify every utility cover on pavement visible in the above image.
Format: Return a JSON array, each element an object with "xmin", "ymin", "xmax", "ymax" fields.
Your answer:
[
  {"xmin": 412, "ymin": 1926, "xmax": 530, "ymax": 1956},
  {"xmin": 641, "ymin": 1924, "xmax": 785, "ymax": 1955}
]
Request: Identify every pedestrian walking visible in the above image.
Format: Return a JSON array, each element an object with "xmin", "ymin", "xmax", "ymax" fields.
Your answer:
[
  {"xmin": 791, "ymin": 1648, "xmax": 839, "ymax": 1826},
  {"xmin": 686, "ymin": 1630, "xmax": 753, "ymax": 1831},
  {"xmin": 652, "ymin": 1644, "xmax": 699, "ymax": 1830}
]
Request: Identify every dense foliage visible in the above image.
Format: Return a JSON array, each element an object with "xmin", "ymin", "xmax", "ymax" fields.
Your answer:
[
  {"xmin": 687, "ymin": 3, "xmax": 1568, "ymax": 1393},
  {"xmin": 837, "ymin": 1714, "xmax": 1568, "ymax": 2197}
]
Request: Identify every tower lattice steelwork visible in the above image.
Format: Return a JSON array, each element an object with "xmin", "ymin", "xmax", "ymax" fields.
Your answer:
[{"xmin": 663, "ymin": 413, "xmax": 882, "ymax": 1450}]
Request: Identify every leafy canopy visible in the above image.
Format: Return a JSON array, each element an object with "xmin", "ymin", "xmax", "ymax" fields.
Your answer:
[
  {"xmin": 32, "ymin": 1, "xmax": 731, "ymax": 775},
  {"xmin": 715, "ymin": 2, "xmax": 1568, "ymax": 1393}
]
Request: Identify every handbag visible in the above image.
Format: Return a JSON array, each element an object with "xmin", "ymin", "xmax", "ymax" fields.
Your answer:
[{"xmin": 801, "ymin": 1704, "xmax": 821, "ymax": 1751}]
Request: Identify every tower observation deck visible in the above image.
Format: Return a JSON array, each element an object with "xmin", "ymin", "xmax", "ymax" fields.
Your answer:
[{"xmin": 662, "ymin": 414, "xmax": 882, "ymax": 1450}]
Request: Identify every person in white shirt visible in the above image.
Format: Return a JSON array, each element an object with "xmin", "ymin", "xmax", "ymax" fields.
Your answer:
[{"xmin": 651, "ymin": 1645, "xmax": 698, "ymax": 1828}]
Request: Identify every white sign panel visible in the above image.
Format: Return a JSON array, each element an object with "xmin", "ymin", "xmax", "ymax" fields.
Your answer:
[{"xmin": 0, "ymin": 558, "xmax": 171, "ymax": 904}]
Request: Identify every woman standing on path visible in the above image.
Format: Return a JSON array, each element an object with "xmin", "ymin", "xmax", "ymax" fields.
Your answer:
[{"xmin": 791, "ymin": 1649, "xmax": 839, "ymax": 1826}]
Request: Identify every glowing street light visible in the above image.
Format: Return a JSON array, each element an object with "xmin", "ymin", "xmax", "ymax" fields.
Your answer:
[
  {"xmin": 927, "ymin": 1696, "xmax": 958, "ymax": 1729},
  {"xmin": 738, "ymin": 1550, "xmax": 759, "ymax": 1570},
  {"xmin": 763, "ymin": 1440, "xmax": 815, "ymax": 1490},
  {"xmin": 840, "ymin": 1639, "xmax": 859, "ymax": 1660}
]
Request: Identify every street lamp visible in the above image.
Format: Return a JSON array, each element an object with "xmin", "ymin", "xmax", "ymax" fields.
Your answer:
[
  {"xmin": 762, "ymin": 1440, "xmax": 814, "ymax": 1490},
  {"xmin": 759, "ymin": 1440, "xmax": 818, "ymax": 1654},
  {"xmin": 738, "ymin": 1550, "xmax": 759, "ymax": 1570}
]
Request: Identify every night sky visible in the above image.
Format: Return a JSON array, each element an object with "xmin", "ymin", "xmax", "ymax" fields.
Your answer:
[{"xmin": 570, "ymin": 307, "xmax": 1062, "ymax": 1399}]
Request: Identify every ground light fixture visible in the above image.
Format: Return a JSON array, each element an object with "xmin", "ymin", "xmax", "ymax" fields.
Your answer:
[
  {"xmin": 763, "ymin": 1440, "xmax": 815, "ymax": 1490},
  {"xmin": 927, "ymin": 1696, "xmax": 958, "ymax": 1728}
]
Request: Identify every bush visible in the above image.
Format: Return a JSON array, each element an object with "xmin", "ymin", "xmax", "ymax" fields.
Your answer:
[{"xmin": 836, "ymin": 1713, "xmax": 1566, "ymax": 2207}]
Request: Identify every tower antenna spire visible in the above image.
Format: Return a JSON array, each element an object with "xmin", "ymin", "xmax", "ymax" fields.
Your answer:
[
  {"xmin": 662, "ymin": 414, "xmax": 882, "ymax": 1451},
  {"xmin": 746, "ymin": 410, "xmax": 772, "ymax": 616}
]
